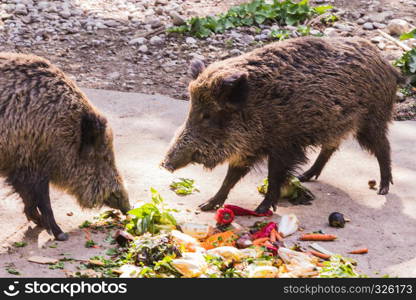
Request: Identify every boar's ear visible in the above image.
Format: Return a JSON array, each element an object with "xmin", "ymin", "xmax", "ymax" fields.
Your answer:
[
  {"xmin": 80, "ymin": 112, "xmax": 107, "ymax": 154},
  {"xmin": 218, "ymin": 72, "xmax": 249, "ymax": 109},
  {"xmin": 189, "ymin": 59, "xmax": 206, "ymax": 79}
]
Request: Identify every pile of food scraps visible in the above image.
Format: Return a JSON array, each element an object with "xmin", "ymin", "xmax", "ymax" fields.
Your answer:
[{"xmin": 71, "ymin": 184, "xmax": 365, "ymax": 278}]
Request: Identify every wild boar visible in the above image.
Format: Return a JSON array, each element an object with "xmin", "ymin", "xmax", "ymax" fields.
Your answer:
[
  {"xmin": 162, "ymin": 36, "xmax": 402, "ymax": 213},
  {"xmin": 0, "ymin": 53, "xmax": 130, "ymax": 241}
]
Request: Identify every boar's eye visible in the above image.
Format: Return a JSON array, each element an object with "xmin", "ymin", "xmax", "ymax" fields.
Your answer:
[{"xmin": 202, "ymin": 112, "xmax": 210, "ymax": 120}]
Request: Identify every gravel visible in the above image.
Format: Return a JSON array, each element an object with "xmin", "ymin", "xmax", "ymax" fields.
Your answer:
[{"xmin": 0, "ymin": 0, "xmax": 414, "ymax": 120}]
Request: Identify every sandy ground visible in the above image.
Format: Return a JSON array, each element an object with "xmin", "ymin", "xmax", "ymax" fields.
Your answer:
[{"xmin": 0, "ymin": 88, "xmax": 415, "ymax": 277}]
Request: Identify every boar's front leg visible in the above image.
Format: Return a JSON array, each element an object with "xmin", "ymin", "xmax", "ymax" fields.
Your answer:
[
  {"xmin": 9, "ymin": 172, "xmax": 68, "ymax": 241},
  {"xmin": 256, "ymin": 150, "xmax": 306, "ymax": 213},
  {"xmin": 199, "ymin": 164, "xmax": 251, "ymax": 211}
]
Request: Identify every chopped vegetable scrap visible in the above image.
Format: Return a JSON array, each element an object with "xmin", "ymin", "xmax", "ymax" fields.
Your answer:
[
  {"xmin": 223, "ymin": 204, "xmax": 273, "ymax": 217},
  {"xmin": 300, "ymin": 234, "xmax": 337, "ymax": 241},
  {"xmin": 349, "ymin": 248, "xmax": 368, "ymax": 255},
  {"xmin": 257, "ymin": 176, "xmax": 315, "ymax": 205},
  {"xmin": 73, "ymin": 189, "xmax": 364, "ymax": 278},
  {"xmin": 170, "ymin": 178, "xmax": 200, "ymax": 195},
  {"xmin": 328, "ymin": 212, "xmax": 346, "ymax": 228},
  {"xmin": 278, "ymin": 214, "xmax": 299, "ymax": 237},
  {"xmin": 215, "ymin": 208, "xmax": 235, "ymax": 225}
]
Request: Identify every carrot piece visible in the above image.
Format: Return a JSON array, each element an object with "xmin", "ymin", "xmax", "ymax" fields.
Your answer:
[
  {"xmin": 275, "ymin": 232, "xmax": 284, "ymax": 242},
  {"xmin": 349, "ymin": 248, "xmax": 368, "ymax": 254},
  {"xmin": 252, "ymin": 237, "xmax": 269, "ymax": 246},
  {"xmin": 270, "ymin": 229, "xmax": 277, "ymax": 242},
  {"xmin": 309, "ymin": 250, "xmax": 331, "ymax": 260},
  {"xmin": 201, "ymin": 231, "xmax": 238, "ymax": 250},
  {"xmin": 263, "ymin": 240, "xmax": 275, "ymax": 248},
  {"xmin": 300, "ymin": 234, "xmax": 337, "ymax": 241}
]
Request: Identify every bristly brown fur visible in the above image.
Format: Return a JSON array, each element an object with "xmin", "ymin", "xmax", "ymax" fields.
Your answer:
[
  {"xmin": 0, "ymin": 52, "xmax": 130, "ymax": 240},
  {"xmin": 163, "ymin": 36, "xmax": 400, "ymax": 213}
]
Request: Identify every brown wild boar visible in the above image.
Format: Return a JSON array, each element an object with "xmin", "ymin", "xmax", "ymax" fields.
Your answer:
[
  {"xmin": 162, "ymin": 36, "xmax": 402, "ymax": 213},
  {"xmin": 0, "ymin": 53, "xmax": 130, "ymax": 240}
]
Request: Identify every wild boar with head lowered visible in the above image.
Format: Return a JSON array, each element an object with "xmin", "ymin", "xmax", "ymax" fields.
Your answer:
[
  {"xmin": 162, "ymin": 36, "xmax": 402, "ymax": 213},
  {"xmin": 0, "ymin": 53, "xmax": 130, "ymax": 241}
]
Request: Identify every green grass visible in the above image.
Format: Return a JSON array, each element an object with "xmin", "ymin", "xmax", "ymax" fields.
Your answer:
[
  {"xmin": 168, "ymin": 0, "xmax": 332, "ymax": 38},
  {"xmin": 395, "ymin": 29, "xmax": 416, "ymax": 87}
]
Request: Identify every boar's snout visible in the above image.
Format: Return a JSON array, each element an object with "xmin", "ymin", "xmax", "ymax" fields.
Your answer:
[
  {"xmin": 161, "ymin": 148, "xmax": 195, "ymax": 172},
  {"xmin": 105, "ymin": 187, "xmax": 131, "ymax": 214}
]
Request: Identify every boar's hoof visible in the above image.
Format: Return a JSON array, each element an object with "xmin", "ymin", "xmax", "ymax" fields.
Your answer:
[
  {"xmin": 288, "ymin": 189, "xmax": 315, "ymax": 206},
  {"xmin": 55, "ymin": 232, "xmax": 69, "ymax": 241},
  {"xmin": 298, "ymin": 172, "xmax": 319, "ymax": 182},
  {"xmin": 377, "ymin": 186, "xmax": 389, "ymax": 195},
  {"xmin": 199, "ymin": 199, "xmax": 224, "ymax": 211},
  {"xmin": 255, "ymin": 199, "xmax": 277, "ymax": 214},
  {"xmin": 297, "ymin": 174, "xmax": 311, "ymax": 182}
]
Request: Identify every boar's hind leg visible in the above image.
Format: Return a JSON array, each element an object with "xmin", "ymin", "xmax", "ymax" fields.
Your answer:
[
  {"xmin": 199, "ymin": 164, "xmax": 251, "ymax": 211},
  {"xmin": 256, "ymin": 150, "xmax": 307, "ymax": 214},
  {"xmin": 298, "ymin": 144, "xmax": 339, "ymax": 182},
  {"xmin": 356, "ymin": 125, "xmax": 392, "ymax": 195},
  {"xmin": 9, "ymin": 173, "xmax": 68, "ymax": 241},
  {"xmin": 9, "ymin": 174, "xmax": 43, "ymax": 226}
]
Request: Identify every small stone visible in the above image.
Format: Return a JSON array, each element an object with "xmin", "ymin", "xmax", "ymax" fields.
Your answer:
[
  {"xmin": 377, "ymin": 42, "xmax": 386, "ymax": 50},
  {"xmin": 261, "ymin": 29, "xmax": 271, "ymax": 36},
  {"xmin": 108, "ymin": 72, "xmax": 121, "ymax": 80},
  {"xmin": 230, "ymin": 49, "xmax": 242, "ymax": 56},
  {"xmin": 323, "ymin": 27, "xmax": 338, "ymax": 37},
  {"xmin": 362, "ymin": 22, "xmax": 374, "ymax": 30},
  {"xmin": 59, "ymin": 10, "xmax": 71, "ymax": 19},
  {"xmin": 149, "ymin": 35, "xmax": 164, "ymax": 46},
  {"xmin": 310, "ymin": 29, "xmax": 321, "ymax": 36},
  {"xmin": 240, "ymin": 34, "xmax": 255, "ymax": 44},
  {"xmin": 370, "ymin": 36, "xmax": 384, "ymax": 43},
  {"xmin": 356, "ymin": 18, "xmax": 366, "ymax": 25},
  {"xmin": 230, "ymin": 31, "xmax": 242, "ymax": 39},
  {"xmin": 129, "ymin": 37, "xmax": 147, "ymax": 45},
  {"xmin": 21, "ymin": 15, "xmax": 32, "ymax": 24},
  {"xmin": 155, "ymin": 7, "xmax": 164, "ymax": 15},
  {"xmin": 334, "ymin": 23, "xmax": 353, "ymax": 32},
  {"xmin": 369, "ymin": 11, "xmax": 393, "ymax": 23},
  {"xmin": 189, "ymin": 53, "xmax": 205, "ymax": 61},
  {"xmin": 37, "ymin": 1, "xmax": 50, "ymax": 11},
  {"xmin": 14, "ymin": 3, "xmax": 28, "ymax": 15},
  {"xmin": 387, "ymin": 19, "xmax": 411, "ymax": 36},
  {"xmin": 104, "ymin": 20, "xmax": 119, "ymax": 27},
  {"xmin": 373, "ymin": 22, "xmax": 386, "ymax": 29},
  {"xmin": 169, "ymin": 11, "xmax": 186, "ymax": 26},
  {"xmin": 185, "ymin": 36, "xmax": 197, "ymax": 44},
  {"xmin": 148, "ymin": 18, "xmax": 163, "ymax": 29},
  {"xmin": 138, "ymin": 45, "xmax": 148, "ymax": 53}
]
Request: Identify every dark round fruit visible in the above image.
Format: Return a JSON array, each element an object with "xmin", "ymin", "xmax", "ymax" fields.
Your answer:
[{"xmin": 328, "ymin": 212, "xmax": 346, "ymax": 228}]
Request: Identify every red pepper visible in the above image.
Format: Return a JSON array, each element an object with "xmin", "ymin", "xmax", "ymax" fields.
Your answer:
[
  {"xmin": 215, "ymin": 208, "xmax": 235, "ymax": 225},
  {"xmin": 223, "ymin": 204, "xmax": 273, "ymax": 217},
  {"xmin": 251, "ymin": 222, "xmax": 278, "ymax": 239}
]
